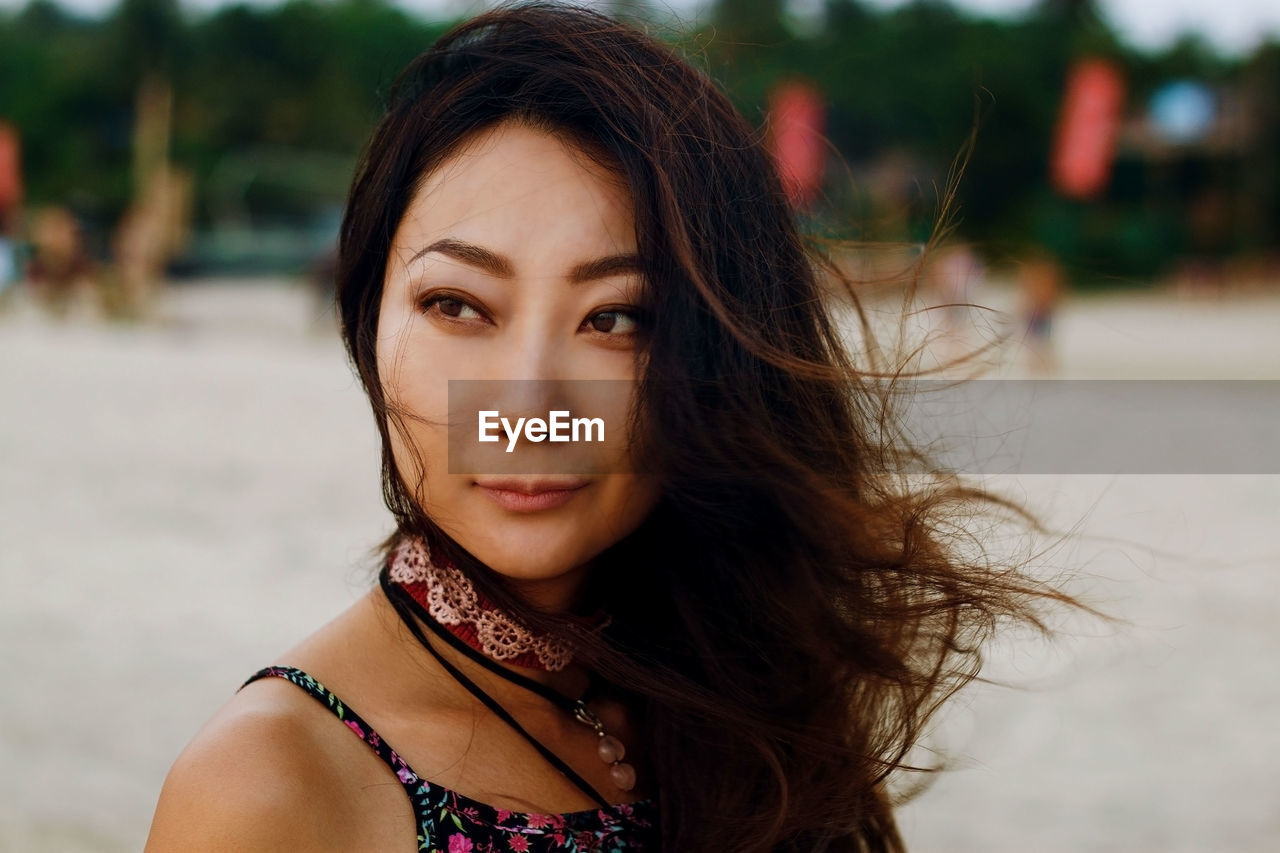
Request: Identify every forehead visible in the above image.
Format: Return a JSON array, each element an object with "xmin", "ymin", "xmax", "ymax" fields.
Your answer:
[{"xmin": 393, "ymin": 121, "xmax": 636, "ymax": 261}]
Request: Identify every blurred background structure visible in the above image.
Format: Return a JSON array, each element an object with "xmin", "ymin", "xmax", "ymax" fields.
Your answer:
[
  {"xmin": 0, "ymin": 0, "xmax": 1277, "ymax": 301},
  {"xmin": 1, "ymin": 0, "xmax": 1277, "ymax": 851}
]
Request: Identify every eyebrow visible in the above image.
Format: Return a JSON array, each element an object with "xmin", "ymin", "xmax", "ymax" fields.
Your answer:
[{"xmin": 409, "ymin": 238, "xmax": 643, "ymax": 284}]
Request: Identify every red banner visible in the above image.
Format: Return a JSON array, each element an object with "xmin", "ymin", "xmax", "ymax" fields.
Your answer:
[
  {"xmin": 1050, "ymin": 58, "xmax": 1125, "ymax": 200},
  {"xmin": 0, "ymin": 122, "xmax": 21, "ymax": 214},
  {"xmin": 767, "ymin": 80, "xmax": 826, "ymax": 209}
]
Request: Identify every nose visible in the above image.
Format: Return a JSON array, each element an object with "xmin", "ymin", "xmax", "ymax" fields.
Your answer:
[
  {"xmin": 483, "ymin": 311, "xmax": 571, "ymax": 419},
  {"xmin": 496, "ymin": 320, "xmax": 563, "ymax": 381}
]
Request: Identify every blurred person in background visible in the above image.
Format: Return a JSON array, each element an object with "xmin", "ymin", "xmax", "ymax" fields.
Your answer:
[
  {"xmin": 27, "ymin": 205, "xmax": 96, "ymax": 318},
  {"xmin": 145, "ymin": 4, "xmax": 1084, "ymax": 852},
  {"xmin": 1017, "ymin": 249, "xmax": 1066, "ymax": 376},
  {"xmin": 924, "ymin": 240, "xmax": 986, "ymax": 367},
  {"xmin": 109, "ymin": 161, "xmax": 192, "ymax": 320}
]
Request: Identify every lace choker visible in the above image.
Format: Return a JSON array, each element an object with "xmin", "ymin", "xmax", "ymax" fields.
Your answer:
[
  {"xmin": 381, "ymin": 536, "xmax": 640, "ymax": 796},
  {"xmin": 387, "ymin": 536, "xmax": 610, "ymax": 672}
]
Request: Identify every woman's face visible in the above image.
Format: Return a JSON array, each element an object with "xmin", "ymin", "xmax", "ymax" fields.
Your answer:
[{"xmin": 376, "ymin": 120, "xmax": 661, "ymax": 612}]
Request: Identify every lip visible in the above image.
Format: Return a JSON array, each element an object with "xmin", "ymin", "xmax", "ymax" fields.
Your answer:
[{"xmin": 474, "ymin": 478, "xmax": 590, "ymax": 513}]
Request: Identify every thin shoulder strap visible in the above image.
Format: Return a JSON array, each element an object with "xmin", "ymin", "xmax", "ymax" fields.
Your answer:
[
  {"xmin": 380, "ymin": 576, "xmax": 615, "ymax": 810},
  {"xmin": 239, "ymin": 666, "xmax": 426, "ymax": 794}
]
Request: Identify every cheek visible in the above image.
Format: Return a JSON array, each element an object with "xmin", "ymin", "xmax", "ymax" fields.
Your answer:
[
  {"xmin": 590, "ymin": 474, "xmax": 662, "ymax": 539},
  {"xmin": 376, "ymin": 322, "xmax": 453, "ymax": 492}
]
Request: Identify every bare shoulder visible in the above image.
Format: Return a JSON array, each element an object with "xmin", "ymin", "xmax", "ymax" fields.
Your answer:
[
  {"xmin": 144, "ymin": 675, "xmax": 346, "ymax": 852},
  {"xmin": 146, "ymin": 591, "xmax": 427, "ymax": 852}
]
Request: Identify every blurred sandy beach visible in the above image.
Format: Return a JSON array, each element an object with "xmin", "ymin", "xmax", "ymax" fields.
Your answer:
[{"xmin": 1, "ymin": 278, "xmax": 1277, "ymax": 852}]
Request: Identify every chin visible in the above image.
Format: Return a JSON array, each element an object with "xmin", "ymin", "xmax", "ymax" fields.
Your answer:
[
  {"xmin": 419, "ymin": 475, "xmax": 659, "ymax": 592},
  {"xmin": 463, "ymin": 518, "xmax": 602, "ymax": 582}
]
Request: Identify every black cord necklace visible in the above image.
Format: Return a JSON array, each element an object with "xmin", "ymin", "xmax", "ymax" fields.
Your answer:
[{"xmin": 379, "ymin": 570, "xmax": 640, "ymax": 810}]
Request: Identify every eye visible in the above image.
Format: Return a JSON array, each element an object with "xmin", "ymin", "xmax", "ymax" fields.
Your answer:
[
  {"xmin": 419, "ymin": 292, "xmax": 487, "ymax": 324},
  {"xmin": 584, "ymin": 308, "xmax": 639, "ymax": 336}
]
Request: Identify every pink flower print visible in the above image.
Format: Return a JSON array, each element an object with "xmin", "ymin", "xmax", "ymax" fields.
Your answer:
[
  {"xmin": 495, "ymin": 809, "xmax": 513, "ymax": 824},
  {"xmin": 460, "ymin": 806, "xmax": 480, "ymax": 823},
  {"xmin": 507, "ymin": 836, "xmax": 531, "ymax": 852},
  {"xmin": 525, "ymin": 814, "xmax": 555, "ymax": 829},
  {"xmin": 345, "ymin": 719, "xmax": 364, "ymax": 738},
  {"xmin": 448, "ymin": 834, "xmax": 474, "ymax": 853},
  {"xmin": 396, "ymin": 765, "xmax": 415, "ymax": 784}
]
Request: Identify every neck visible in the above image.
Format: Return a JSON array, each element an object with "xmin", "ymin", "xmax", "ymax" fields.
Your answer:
[
  {"xmin": 385, "ymin": 535, "xmax": 607, "ymax": 702},
  {"xmin": 424, "ymin": 612, "xmax": 591, "ymax": 702},
  {"xmin": 502, "ymin": 563, "xmax": 595, "ymax": 615}
]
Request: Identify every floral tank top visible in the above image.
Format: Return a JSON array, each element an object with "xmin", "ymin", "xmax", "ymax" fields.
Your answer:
[{"xmin": 240, "ymin": 666, "xmax": 661, "ymax": 852}]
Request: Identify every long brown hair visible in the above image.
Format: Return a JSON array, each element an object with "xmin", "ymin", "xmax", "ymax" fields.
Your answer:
[{"xmin": 335, "ymin": 3, "xmax": 1084, "ymax": 850}]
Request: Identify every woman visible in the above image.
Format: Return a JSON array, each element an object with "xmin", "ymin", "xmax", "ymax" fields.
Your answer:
[{"xmin": 146, "ymin": 3, "xmax": 1076, "ymax": 851}]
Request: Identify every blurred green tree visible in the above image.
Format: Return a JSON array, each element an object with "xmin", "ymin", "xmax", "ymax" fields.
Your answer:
[{"xmin": 0, "ymin": 0, "xmax": 1270, "ymax": 281}]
